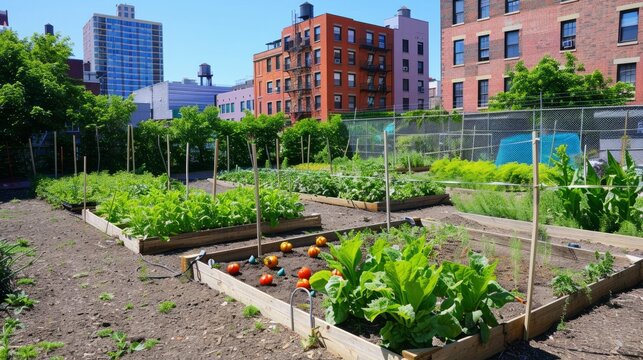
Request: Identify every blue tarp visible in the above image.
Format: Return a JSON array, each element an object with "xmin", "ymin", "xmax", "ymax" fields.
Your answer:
[{"xmin": 495, "ymin": 133, "xmax": 581, "ymax": 166}]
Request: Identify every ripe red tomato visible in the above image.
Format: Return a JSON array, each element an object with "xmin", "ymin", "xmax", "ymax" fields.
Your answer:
[
  {"xmin": 308, "ymin": 245, "xmax": 321, "ymax": 258},
  {"xmin": 226, "ymin": 262, "xmax": 240, "ymax": 275},
  {"xmin": 297, "ymin": 266, "xmax": 312, "ymax": 280},
  {"xmin": 296, "ymin": 278, "xmax": 311, "ymax": 289},
  {"xmin": 331, "ymin": 269, "xmax": 343, "ymax": 278},
  {"xmin": 259, "ymin": 273, "xmax": 274, "ymax": 286}
]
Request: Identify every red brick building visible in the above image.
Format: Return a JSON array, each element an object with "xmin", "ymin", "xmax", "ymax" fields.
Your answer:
[
  {"xmin": 253, "ymin": 4, "xmax": 394, "ymax": 122},
  {"xmin": 441, "ymin": 0, "xmax": 643, "ymax": 112}
]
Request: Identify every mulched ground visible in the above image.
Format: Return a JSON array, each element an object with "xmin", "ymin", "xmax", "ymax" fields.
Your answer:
[{"xmin": 1, "ymin": 181, "xmax": 642, "ymax": 359}]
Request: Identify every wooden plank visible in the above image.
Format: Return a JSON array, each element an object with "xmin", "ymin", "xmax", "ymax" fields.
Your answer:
[
  {"xmin": 503, "ymin": 316, "xmax": 525, "ymax": 344},
  {"xmin": 181, "ymin": 219, "xmax": 417, "ymax": 272},
  {"xmin": 192, "ymin": 261, "xmax": 402, "ymax": 360},
  {"xmin": 431, "ymin": 323, "xmax": 505, "ymax": 360},
  {"xmin": 117, "ymin": 214, "xmax": 322, "ymax": 255},
  {"xmin": 402, "ymin": 348, "xmax": 438, "ymax": 360},
  {"xmin": 83, "ymin": 209, "xmax": 123, "ymax": 237},
  {"xmin": 456, "ymin": 212, "xmax": 643, "ymax": 251},
  {"xmin": 384, "ymin": 195, "xmax": 450, "ymax": 212},
  {"xmin": 298, "ymin": 193, "xmax": 379, "ymax": 211}
]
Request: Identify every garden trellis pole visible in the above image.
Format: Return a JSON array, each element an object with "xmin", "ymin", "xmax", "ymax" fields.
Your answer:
[
  {"xmin": 265, "ymin": 144, "xmax": 271, "ymax": 168},
  {"xmin": 166, "ymin": 135, "xmax": 171, "ymax": 191},
  {"xmin": 83, "ymin": 156, "xmax": 87, "ymax": 222},
  {"xmin": 185, "ymin": 142, "xmax": 189, "ymax": 197},
  {"xmin": 60, "ymin": 146, "xmax": 64, "ymax": 176},
  {"xmin": 251, "ymin": 142, "xmax": 263, "ymax": 257},
  {"xmin": 127, "ymin": 125, "xmax": 130, "ymax": 172},
  {"xmin": 226, "ymin": 135, "xmax": 230, "ymax": 172},
  {"xmin": 307, "ymin": 134, "xmax": 311, "ymax": 164},
  {"xmin": 547, "ymin": 120, "xmax": 557, "ymax": 166},
  {"xmin": 470, "ymin": 125, "xmax": 476, "ymax": 161},
  {"xmin": 327, "ymin": 137, "xmax": 333, "ymax": 174},
  {"xmin": 300, "ymin": 136, "xmax": 304, "ymax": 164},
  {"xmin": 73, "ymin": 135, "xmax": 77, "ymax": 176},
  {"xmin": 212, "ymin": 139, "xmax": 219, "ymax": 199},
  {"xmin": 28, "ymin": 138, "xmax": 36, "ymax": 176},
  {"xmin": 54, "ymin": 131, "xmax": 58, "ymax": 178},
  {"xmin": 524, "ymin": 131, "xmax": 540, "ymax": 340},
  {"xmin": 276, "ymin": 138, "xmax": 280, "ymax": 184},
  {"xmin": 383, "ymin": 131, "xmax": 391, "ymax": 231},
  {"xmin": 130, "ymin": 124, "xmax": 136, "ymax": 173}
]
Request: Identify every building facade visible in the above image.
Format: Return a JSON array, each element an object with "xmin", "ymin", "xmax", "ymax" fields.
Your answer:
[
  {"xmin": 217, "ymin": 81, "xmax": 255, "ymax": 121},
  {"xmin": 384, "ymin": 7, "xmax": 430, "ymax": 111},
  {"xmin": 253, "ymin": 3, "xmax": 394, "ymax": 122},
  {"xmin": 83, "ymin": 4, "xmax": 163, "ymax": 97},
  {"xmin": 0, "ymin": 10, "xmax": 8, "ymax": 32},
  {"xmin": 441, "ymin": 0, "xmax": 643, "ymax": 112},
  {"xmin": 132, "ymin": 80, "xmax": 232, "ymax": 120}
]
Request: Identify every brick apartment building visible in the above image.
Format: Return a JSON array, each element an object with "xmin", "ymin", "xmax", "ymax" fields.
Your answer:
[
  {"xmin": 441, "ymin": 0, "xmax": 643, "ymax": 112},
  {"xmin": 253, "ymin": 3, "xmax": 394, "ymax": 122}
]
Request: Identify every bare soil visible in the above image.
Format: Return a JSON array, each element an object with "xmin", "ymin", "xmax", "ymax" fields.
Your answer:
[{"xmin": 1, "ymin": 180, "xmax": 642, "ymax": 359}]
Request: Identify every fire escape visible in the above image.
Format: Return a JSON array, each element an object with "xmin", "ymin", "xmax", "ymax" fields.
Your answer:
[
  {"xmin": 359, "ymin": 39, "xmax": 391, "ymax": 109},
  {"xmin": 285, "ymin": 23, "xmax": 313, "ymax": 121}
]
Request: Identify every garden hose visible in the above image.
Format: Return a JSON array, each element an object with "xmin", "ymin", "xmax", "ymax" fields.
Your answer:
[{"xmin": 135, "ymin": 250, "xmax": 205, "ymax": 280}]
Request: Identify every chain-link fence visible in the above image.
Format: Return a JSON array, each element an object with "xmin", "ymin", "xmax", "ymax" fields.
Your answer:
[{"xmin": 343, "ymin": 105, "xmax": 643, "ymax": 168}]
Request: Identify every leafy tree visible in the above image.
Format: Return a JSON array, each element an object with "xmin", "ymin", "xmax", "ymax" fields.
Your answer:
[
  {"xmin": 241, "ymin": 112, "xmax": 286, "ymax": 166},
  {"xmin": 490, "ymin": 53, "xmax": 635, "ymax": 110},
  {"xmin": 134, "ymin": 119, "xmax": 172, "ymax": 174},
  {"xmin": 281, "ymin": 115, "xmax": 348, "ymax": 165},
  {"xmin": 171, "ymin": 105, "xmax": 218, "ymax": 168}
]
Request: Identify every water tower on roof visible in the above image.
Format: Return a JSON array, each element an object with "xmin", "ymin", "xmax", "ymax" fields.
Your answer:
[
  {"xmin": 198, "ymin": 63, "xmax": 213, "ymax": 86},
  {"xmin": 398, "ymin": 6, "xmax": 411, "ymax": 17},
  {"xmin": 299, "ymin": 2, "xmax": 314, "ymax": 20}
]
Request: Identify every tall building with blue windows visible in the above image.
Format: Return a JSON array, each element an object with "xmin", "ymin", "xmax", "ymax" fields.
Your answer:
[{"xmin": 83, "ymin": 4, "xmax": 163, "ymax": 97}]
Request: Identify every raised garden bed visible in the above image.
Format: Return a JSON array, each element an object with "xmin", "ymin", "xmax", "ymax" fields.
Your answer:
[
  {"xmin": 84, "ymin": 209, "xmax": 322, "ymax": 255},
  {"xmin": 182, "ymin": 221, "xmax": 643, "ymax": 360},
  {"xmin": 61, "ymin": 201, "xmax": 96, "ymax": 214}
]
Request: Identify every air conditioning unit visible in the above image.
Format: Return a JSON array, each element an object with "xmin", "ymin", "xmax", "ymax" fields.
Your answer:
[
  {"xmin": 334, "ymin": 58, "xmax": 341, "ymax": 64},
  {"xmin": 402, "ymin": 66, "xmax": 409, "ymax": 72},
  {"xmin": 562, "ymin": 39, "xmax": 575, "ymax": 49}
]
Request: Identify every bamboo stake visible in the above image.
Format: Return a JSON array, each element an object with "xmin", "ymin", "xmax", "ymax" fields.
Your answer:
[
  {"xmin": 212, "ymin": 139, "xmax": 219, "ymax": 199},
  {"xmin": 28, "ymin": 138, "xmax": 36, "ymax": 176},
  {"xmin": 300, "ymin": 136, "xmax": 304, "ymax": 164},
  {"xmin": 307, "ymin": 134, "xmax": 311, "ymax": 164},
  {"xmin": 185, "ymin": 142, "xmax": 190, "ymax": 198},
  {"xmin": 524, "ymin": 131, "xmax": 540, "ymax": 340},
  {"xmin": 127, "ymin": 125, "xmax": 130, "ymax": 172},
  {"xmin": 130, "ymin": 125, "xmax": 136, "ymax": 173},
  {"xmin": 226, "ymin": 135, "xmax": 230, "ymax": 172},
  {"xmin": 95, "ymin": 126, "xmax": 101, "ymax": 172},
  {"xmin": 383, "ymin": 131, "xmax": 391, "ymax": 231},
  {"xmin": 166, "ymin": 135, "xmax": 171, "ymax": 191},
  {"xmin": 327, "ymin": 137, "xmax": 333, "ymax": 174},
  {"xmin": 408, "ymin": 155, "xmax": 412, "ymax": 174},
  {"xmin": 83, "ymin": 156, "xmax": 87, "ymax": 221},
  {"xmin": 73, "ymin": 135, "xmax": 77, "ymax": 176},
  {"xmin": 276, "ymin": 138, "xmax": 280, "ymax": 184},
  {"xmin": 343, "ymin": 137, "xmax": 350, "ymax": 157},
  {"xmin": 54, "ymin": 131, "xmax": 58, "ymax": 178},
  {"xmin": 265, "ymin": 144, "xmax": 271, "ymax": 168},
  {"xmin": 60, "ymin": 146, "xmax": 64, "ymax": 176},
  {"xmin": 251, "ymin": 142, "xmax": 263, "ymax": 257}
]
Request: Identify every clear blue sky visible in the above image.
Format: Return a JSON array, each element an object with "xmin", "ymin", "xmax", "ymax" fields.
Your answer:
[{"xmin": 4, "ymin": 0, "xmax": 442, "ymax": 85}]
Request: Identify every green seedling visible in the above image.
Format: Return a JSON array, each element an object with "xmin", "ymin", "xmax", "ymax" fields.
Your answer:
[
  {"xmin": 223, "ymin": 295, "xmax": 236, "ymax": 303},
  {"xmin": 157, "ymin": 301, "xmax": 176, "ymax": 314},
  {"xmin": 124, "ymin": 303, "xmax": 134, "ymax": 311},
  {"xmin": 36, "ymin": 341, "xmax": 65, "ymax": 354},
  {"xmin": 254, "ymin": 321, "xmax": 265, "ymax": 331},
  {"xmin": 242, "ymin": 305, "xmax": 260, "ymax": 318},
  {"xmin": 16, "ymin": 278, "xmax": 35, "ymax": 286},
  {"xmin": 99, "ymin": 293, "xmax": 114, "ymax": 301}
]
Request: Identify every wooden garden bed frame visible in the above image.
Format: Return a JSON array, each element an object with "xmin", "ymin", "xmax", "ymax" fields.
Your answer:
[
  {"xmin": 83, "ymin": 209, "xmax": 322, "ymax": 255},
  {"xmin": 214, "ymin": 179, "xmax": 450, "ymax": 212},
  {"xmin": 182, "ymin": 219, "xmax": 643, "ymax": 360}
]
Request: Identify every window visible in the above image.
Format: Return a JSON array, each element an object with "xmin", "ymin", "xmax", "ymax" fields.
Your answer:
[
  {"xmin": 334, "ymin": 95, "xmax": 342, "ymax": 109},
  {"xmin": 366, "ymin": 32, "xmax": 374, "ymax": 45},
  {"xmin": 314, "ymin": 26, "xmax": 320, "ymax": 42},
  {"xmin": 378, "ymin": 76, "xmax": 386, "ymax": 88},
  {"xmin": 505, "ymin": 30, "xmax": 520, "ymax": 58},
  {"xmin": 367, "ymin": 96, "xmax": 375, "ymax": 108},
  {"xmin": 619, "ymin": 9, "xmax": 639, "ymax": 43},
  {"xmin": 418, "ymin": 80, "xmax": 425, "ymax": 93},
  {"xmin": 348, "ymin": 29, "xmax": 356, "ymax": 43},
  {"xmin": 561, "ymin": 20, "xmax": 576, "ymax": 50},
  {"xmin": 367, "ymin": 53, "xmax": 374, "ymax": 65},
  {"xmin": 276, "ymin": 79, "xmax": 281, "ymax": 93},
  {"xmin": 504, "ymin": 77, "xmax": 512, "ymax": 92},
  {"xmin": 240, "ymin": 101, "xmax": 245, "ymax": 111},
  {"xmin": 617, "ymin": 63, "xmax": 636, "ymax": 87},
  {"xmin": 479, "ymin": 0, "xmax": 489, "ymax": 19},
  {"xmin": 285, "ymin": 100, "xmax": 291, "ymax": 113},
  {"xmin": 266, "ymin": 58, "xmax": 272, "ymax": 72},
  {"xmin": 378, "ymin": 34, "xmax": 386, "ymax": 48},
  {"xmin": 305, "ymin": 74, "xmax": 311, "ymax": 88},
  {"xmin": 276, "ymin": 56, "xmax": 281, "ymax": 70},
  {"xmin": 417, "ymin": 41, "xmax": 424, "ymax": 55},
  {"xmin": 226, "ymin": 103, "xmax": 230, "ymax": 113},
  {"xmin": 304, "ymin": 29, "xmax": 310, "ymax": 39},
  {"xmin": 333, "ymin": 26, "xmax": 341, "ymax": 41},
  {"xmin": 505, "ymin": 0, "xmax": 519, "ymax": 13},
  {"xmin": 418, "ymin": 61, "xmax": 424, "ymax": 74},
  {"xmin": 285, "ymin": 78, "xmax": 292, "ymax": 91},
  {"xmin": 314, "ymin": 49, "xmax": 321, "ymax": 64},
  {"xmin": 402, "ymin": 98, "xmax": 410, "ymax": 111},
  {"xmin": 478, "ymin": 79, "xmax": 489, "ymax": 107},
  {"xmin": 247, "ymin": 100, "xmax": 253, "ymax": 110},
  {"xmin": 403, "ymin": 78, "xmax": 409, "ymax": 91},
  {"xmin": 478, "ymin": 35, "xmax": 489, "ymax": 61},
  {"xmin": 314, "ymin": 72, "xmax": 321, "ymax": 87},
  {"xmin": 305, "ymin": 52, "xmax": 311, "ymax": 67},
  {"xmin": 380, "ymin": 97, "xmax": 387, "ymax": 109},
  {"xmin": 453, "ymin": 82, "xmax": 464, "ymax": 108},
  {"xmin": 403, "ymin": 59, "xmax": 409, "ymax": 72},
  {"xmin": 267, "ymin": 102, "xmax": 273, "ymax": 115},
  {"xmin": 284, "ymin": 57, "xmax": 291, "ymax": 70},
  {"xmin": 402, "ymin": 39, "xmax": 409, "ymax": 52},
  {"xmin": 379, "ymin": 55, "xmax": 386, "ymax": 69},
  {"xmin": 453, "ymin": 0, "xmax": 464, "ymax": 24},
  {"xmin": 348, "ymin": 96, "xmax": 356, "ymax": 110},
  {"xmin": 348, "ymin": 51, "xmax": 356, "ymax": 65},
  {"xmin": 315, "ymin": 95, "xmax": 321, "ymax": 110},
  {"xmin": 418, "ymin": 99, "xmax": 425, "ymax": 110},
  {"xmin": 305, "ymin": 97, "xmax": 311, "ymax": 111},
  {"xmin": 454, "ymin": 39, "xmax": 464, "ymax": 65},
  {"xmin": 334, "ymin": 49, "xmax": 341, "ymax": 64},
  {"xmin": 267, "ymin": 81, "xmax": 273, "ymax": 94},
  {"xmin": 334, "ymin": 72, "xmax": 342, "ymax": 86},
  {"xmin": 276, "ymin": 100, "xmax": 282, "ymax": 113},
  {"xmin": 348, "ymin": 73, "xmax": 356, "ymax": 87}
]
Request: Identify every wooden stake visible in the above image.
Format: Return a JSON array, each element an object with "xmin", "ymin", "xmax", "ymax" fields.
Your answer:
[
  {"xmin": 28, "ymin": 138, "xmax": 36, "ymax": 176},
  {"xmin": 470, "ymin": 125, "xmax": 476, "ymax": 161},
  {"xmin": 276, "ymin": 138, "xmax": 280, "ymax": 184},
  {"xmin": 127, "ymin": 125, "xmax": 130, "ymax": 172},
  {"xmin": 524, "ymin": 131, "xmax": 540, "ymax": 340},
  {"xmin": 307, "ymin": 134, "xmax": 311, "ymax": 164},
  {"xmin": 265, "ymin": 144, "xmax": 271, "ymax": 168},
  {"xmin": 251, "ymin": 142, "xmax": 263, "ymax": 257},
  {"xmin": 212, "ymin": 139, "xmax": 219, "ymax": 199},
  {"xmin": 83, "ymin": 156, "xmax": 87, "ymax": 221},
  {"xmin": 383, "ymin": 131, "xmax": 391, "ymax": 231},
  {"xmin": 327, "ymin": 137, "xmax": 333, "ymax": 174},
  {"xmin": 548, "ymin": 120, "xmax": 557, "ymax": 166},
  {"xmin": 54, "ymin": 131, "xmax": 58, "ymax": 178},
  {"xmin": 300, "ymin": 136, "xmax": 304, "ymax": 164},
  {"xmin": 95, "ymin": 126, "xmax": 101, "ymax": 172},
  {"xmin": 226, "ymin": 135, "xmax": 230, "ymax": 172},
  {"xmin": 60, "ymin": 146, "xmax": 64, "ymax": 176},
  {"xmin": 130, "ymin": 125, "xmax": 136, "ymax": 173},
  {"xmin": 185, "ymin": 142, "xmax": 190, "ymax": 198},
  {"xmin": 73, "ymin": 135, "xmax": 77, "ymax": 176},
  {"xmin": 166, "ymin": 135, "xmax": 171, "ymax": 191}
]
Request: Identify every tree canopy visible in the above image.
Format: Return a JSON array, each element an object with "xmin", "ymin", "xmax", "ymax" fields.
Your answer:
[{"xmin": 489, "ymin": 53, "xmax": 635, "ymax": 110}]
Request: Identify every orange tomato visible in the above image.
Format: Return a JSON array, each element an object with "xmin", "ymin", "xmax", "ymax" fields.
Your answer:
[
  {"xmin": 259, "ymin": 273, "xmax": 274, "ymax": 286},
  {"xmin": 308, "ymin": 245, "xmax": 321, "ymax": 258},
  {"xmin": 280, "ymin": 241, "xmax": 293, "ymax": 253},
  {"xmin": 331, "ymin": 268, "xmax": 343, "ymax": 278},
  {"xmin": 297, "ymin": 266, "xmax": 312, "ymax": 280},
  {"xmin": 263, "ymin": 255, "xmax": 279, "ymax": 269},
  {"xmin": 315, "ymin": 236, "xmax": 327, "ymax": 247},
  {"xmin": 296, "ymin": 278, "xmax": 311, "ymax": 289},
  {"xmin": 226, "ymin": 262, "xmax": 240, "ymax": 275}
]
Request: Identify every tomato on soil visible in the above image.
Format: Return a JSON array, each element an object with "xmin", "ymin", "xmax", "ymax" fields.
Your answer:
[
  {"xmin": 227, "ymin": 263, "xmax": 240, "ymax": 275},
  {"xmin": 259, "ymin": 273, "xmax": 274, "ymax": 286}
]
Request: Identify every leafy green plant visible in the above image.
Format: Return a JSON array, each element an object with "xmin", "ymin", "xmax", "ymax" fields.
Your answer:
[
  {"xmin": 124, "ymin": 303, "xmax": 134, "ymax": 311},
  {"xmin": 254, "ymin": 321, "xmax": 265, "ymax": 331},
  {"xmin": 158, "ymin": 301, "xmax": 176, "ymax": 314},
  {"xmin": 16, "ymin": 278, "xmax": 35, "ymax": 286},
  {"xmin": 551, "ymin": 270, "xmax": 584, "ymax": 297},
  {"xmin": 106, "ymin": 331, "xmax": 159, "ymax": 359},
  {"xmin": 36, "ymin": 341, "xmax": 64, "ymax": 354},
  {"xmin": 99, "ymin": 292, "xmax": 114, "ymax": 301},
  {"xmin": 3, "ymin": 291, "xmax": 37, "ymax": 314},
  {"xmin": 14, "ymin": 344, "xmax": 38, "ymax": 360},
  {"xmin": 96, "ymin": 328, "xmax": 114, "ymax": 338},
  {"xmin": 0, "ymin": 319, "xmax": 23, "ymax": 359},
  {"xmin": 584, "ymin": 252, "xmax": 615, "ymax": 283},
  {"xmin": 243, "ymin": 305, "xmax": 260, "ymax": 318}
]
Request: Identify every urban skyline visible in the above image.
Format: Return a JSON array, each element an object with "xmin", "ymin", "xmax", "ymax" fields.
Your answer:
[{"xmin": 3, "ymin": 0, "xmax": 442, "ymax": 86}]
